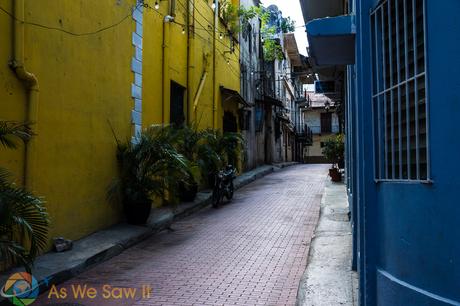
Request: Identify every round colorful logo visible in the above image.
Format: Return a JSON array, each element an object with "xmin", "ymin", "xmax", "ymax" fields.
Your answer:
[{"xmin": 1, "ymin": 272, "xmax": 39, "ymax": 305}]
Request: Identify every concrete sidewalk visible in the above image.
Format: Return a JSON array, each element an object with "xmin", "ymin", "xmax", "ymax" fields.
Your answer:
[
  {"xmin": 296, "ymin": 181, "xmax": 359, "ymax": 306},
  {"xmin": 0, "ymin": 162, "xmax": 296, "ymax": 305}
]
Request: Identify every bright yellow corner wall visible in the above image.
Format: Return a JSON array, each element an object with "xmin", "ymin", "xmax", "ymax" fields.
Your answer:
[{"xmin": 0, "ymin": 0, "xmax": 136, "ymax": 246}]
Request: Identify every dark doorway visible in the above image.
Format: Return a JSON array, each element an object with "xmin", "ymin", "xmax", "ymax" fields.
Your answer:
[
  {"xmin": 223, "ymin": 111, "xmax": 238, "ymax": 133},
  {"xmin": 321, "ymin": 112, "xmax": 332, "ymax": 134},
  {"xmin": 264, "ymin": 104, "xmax": 273, "ymax": 164},
  {"xmin": 170, "ymin": 81, "xmax": 186, "ymax": 127}
]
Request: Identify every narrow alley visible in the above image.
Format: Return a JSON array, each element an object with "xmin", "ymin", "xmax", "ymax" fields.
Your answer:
[
  {"xmin": 36, "ymin": 165, "xmax": 328, "ymax": 306},
  {"xmin": 3, "ymin": 0, "xmax": 459, "ymax": 304}
]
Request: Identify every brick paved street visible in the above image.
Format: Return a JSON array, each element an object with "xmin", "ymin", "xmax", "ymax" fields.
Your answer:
[{"xmin": 37, "ymin": 164, "xmax": 328, "ymax": 306}]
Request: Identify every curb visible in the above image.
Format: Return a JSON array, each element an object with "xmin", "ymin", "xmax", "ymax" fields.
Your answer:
[
  {"xmin": 0, "ymin": 162, "xmax": 298, "ymax": 304},
  {"xmin": 295, "ymin": 181, "xmax": 355, "ymax": 306}
]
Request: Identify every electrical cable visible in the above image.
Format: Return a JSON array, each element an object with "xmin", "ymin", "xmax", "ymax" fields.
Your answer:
[
  {"xmin": 0, "ymin": 0, "xmax": 294, "ymax": 80},
  {"xmin": 0, "ymin": 3, "xmax": 140, "ymax": 36},
  {"xmin": 145, "ymin": 1, "xmax": 234, "ymax": 53},
  {"xmin": 164, "ymin": 0, "xmax": 302, "ymax": 74},
  {"xmin": 143, "ymin": 2, "xmax": 240, "ymax": 79},
  {"xmin": 173, "ymin": 0, "xmax": 237, "ymax": 52}
]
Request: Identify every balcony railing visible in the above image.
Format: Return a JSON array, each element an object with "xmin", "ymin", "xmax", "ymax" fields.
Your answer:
[{"xmin": 296, "ymin": 124, "xmax": 313, "ymax": 146}]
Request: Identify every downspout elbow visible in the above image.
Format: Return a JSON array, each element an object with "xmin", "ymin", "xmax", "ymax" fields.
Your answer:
[
  {"xmin": 12, "ymin": 0, "xmax": 39, "ymax": 92},
  {"xmin": 10, "ymin": 62, "xmax": 39, "ymax": 91},
  {"xmin": 9, "ymin": 62, "xmax": 40, "ymax": 191}
]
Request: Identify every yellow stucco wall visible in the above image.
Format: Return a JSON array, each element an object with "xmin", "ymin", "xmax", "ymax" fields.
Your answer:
[
  {"xmin": 0, "ymin": 0, "xmax": 27, "ymax": 182},
  {"xmin": 0, "ymin": 0, "xmax": 241, "ymax": 250},
  {"xmin": 143, "ymin": 0, "xmax": 240, "ymax": 129},
  {"xmin": 0, "ymin": 0, "xmax": 135, "ymax": 246}
]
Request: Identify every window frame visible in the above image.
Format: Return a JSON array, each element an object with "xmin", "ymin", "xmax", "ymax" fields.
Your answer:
[{"xmin": 370, "ymin": 0, "xmax": 432, "ymax": 183}]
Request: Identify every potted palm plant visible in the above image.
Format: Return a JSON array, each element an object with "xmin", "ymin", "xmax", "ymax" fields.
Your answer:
[
  {"xmin": 0, "ymin": 121, "xmax": 49, "ymax": 272},
  {"xmin": 173, "ymin": 125, "xmax": 203, "ymax": 202},
  {"xmin": 198, "ymin": 129, "xmax": 243, "ymax": 187},
  {"xmin": 322, "ymin": 134, "xmax": 345, "ymax": 182},
  {"xmin": 195, "ymin": 129, "xmax": 223, "ymax": 187},
  {"xmin": 113, "ymin": 143, "xmax": 153, "ymax": 225},
  {"xmin": 111, "ymin": 126, "xmax": 191, "ymax": 224}
]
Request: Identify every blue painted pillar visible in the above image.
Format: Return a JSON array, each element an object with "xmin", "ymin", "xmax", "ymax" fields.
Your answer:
[{"xmin": 354, "ymin": 0, "xmax": 380, "ymax": 304}]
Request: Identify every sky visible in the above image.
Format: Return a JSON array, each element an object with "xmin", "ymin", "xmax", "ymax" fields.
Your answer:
[{"xmin": 260, "ymin": 0, "xmax": 308, "ymax": 56}]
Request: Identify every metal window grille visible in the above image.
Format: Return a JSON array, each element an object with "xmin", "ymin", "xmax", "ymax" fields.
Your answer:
[{"xmin": 370, "ymin": 0, "xmax": 430, "ymax": 182}]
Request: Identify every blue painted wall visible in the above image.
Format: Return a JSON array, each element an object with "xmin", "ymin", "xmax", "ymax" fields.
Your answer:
[{"xmin": 347, "ymin": 0, "xmax": 460, "ymax": 305}]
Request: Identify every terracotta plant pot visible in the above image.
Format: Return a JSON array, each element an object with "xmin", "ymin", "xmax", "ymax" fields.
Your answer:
[{"xmin": 329, "ymin": 168, "xmax": 342, "ymax": 182}]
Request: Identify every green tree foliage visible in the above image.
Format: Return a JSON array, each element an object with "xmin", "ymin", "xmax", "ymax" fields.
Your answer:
[
  {"xmin": 219, "ymin": 2, "xmax": 296, "ymax": 61},
  {"xmin": 322, "ymin": 134, "xmax": 345, "ymax": 168},
  {"xmin": 238, "ymin": 4, "xmax": 296, "ymax": 61},
  {"xmin": 220, "ymin": 0, "xmax": 241, "ymax": 35},
  {"xmin": 0, "ymin": 121, "xmax": 49, "ymax": 272},
  {"xmin": 280, "ymin": 16, "xmax": 296, "ymax": 33}
]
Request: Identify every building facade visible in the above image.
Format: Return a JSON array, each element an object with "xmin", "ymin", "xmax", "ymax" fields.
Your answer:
[
  {"xmin": 0, "ymin": 0, "xmax": 241, "ymax": 249},
  {"xmin": 303, "ymin": 85, "xmax": 340, "ymax": 163},
  {"xmin": 302, "ymin": 0, "xmax": 460, "ymax": 304},
  {"xmin": 239, "ymin": 0, "xmax": 263, "ymax": 170},
  {"xmin": 261, "ymin": 5, "xmax": 309, "ymax": 164}
]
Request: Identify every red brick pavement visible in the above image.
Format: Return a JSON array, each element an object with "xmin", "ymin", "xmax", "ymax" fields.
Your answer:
[{"xmin": 36, "ymin": 164, "xmax": 329, "ymax": 306}]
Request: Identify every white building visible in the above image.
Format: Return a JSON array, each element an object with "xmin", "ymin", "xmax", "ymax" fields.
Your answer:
[{"xmin": 303, "ymin": 87, "xmax": 340, "ymax": 163}]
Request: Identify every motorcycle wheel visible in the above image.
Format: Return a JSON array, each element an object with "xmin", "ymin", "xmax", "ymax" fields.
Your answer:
[
  {"xmin": 212, "ymin": 189, "xmax": 222, "ymax": 208},
  {"xmin": 226, "ymin": 181, "xmax": 234, "ymax": 201}
]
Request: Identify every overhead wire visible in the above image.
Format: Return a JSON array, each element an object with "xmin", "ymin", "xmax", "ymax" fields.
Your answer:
[
  {"xmin": 173, "ymin": 0, "xmax": 238, "ymax": 52},
  {"xmin": 0, "ymin": 0, "xmax": 294, "ymax": 80},
  {"xmin": 0, "ymin": 3, "xmax": 141, "ymax": 36},
  {"xmin": 178, "ymin": 1, "xmax": 309, "ymax": 88},
  {"xmin": 144, "ymin": 0, "xmax": 236, "ymax": 55},
  {"xmin": 193, "ymin": 30, "xmax": 240, "ymax": 78},
  {"xmin": 0, "ymin": 1, "xmax": 307, "ymax": 40},
  {"xmin": 0, "ymin": 0, "xmax": 242, "ymax": 83},
  {"xmin": 168, "ymin": 0, "xmax": 241, "ymax": 75},
  {"xmin": 156, "ymin": 0, "xmax": 302, "ymax": 74},
  {"xmin": 143, "ymin": 1, "xmax": 240, "ymax": 79}
]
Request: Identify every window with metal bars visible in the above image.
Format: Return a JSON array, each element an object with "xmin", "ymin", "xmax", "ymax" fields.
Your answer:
[{"xmin": 370, "ymin": 0, "xmax": 430, "ymax": 182}]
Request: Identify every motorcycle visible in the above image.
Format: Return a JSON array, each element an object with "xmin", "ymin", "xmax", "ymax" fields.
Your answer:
[{"xmin": 212, "ymin": 165, "xmax": 236, "ymax": 208}]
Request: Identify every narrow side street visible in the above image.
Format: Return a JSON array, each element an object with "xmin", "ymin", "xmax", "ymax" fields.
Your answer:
[{"xmin": 36, "ymin": 165, "xmax": 328, "ymax": 306}]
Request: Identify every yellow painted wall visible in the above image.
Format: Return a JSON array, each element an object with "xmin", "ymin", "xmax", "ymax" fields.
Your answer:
[
  {"xmin": 0, "ymin": 0, "xmax": 27, "ymax": 183},
  {"xmin": 0, "ymin": 0, "xmax": 135, "ymax": 246},
  {"xmin": 142, "ymin": 0, "xmax": 240, "ymax": 130},
  {"xmin": 0, "ymin": 0, "xmax": 242, "ymax": 251}
]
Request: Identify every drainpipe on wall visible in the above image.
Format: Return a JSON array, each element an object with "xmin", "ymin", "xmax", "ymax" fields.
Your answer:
[
  {"xmin": 170, "ymin": 0, "xmax": 176, "ymax": 16},
  {"xmin": 162, "ymin": 21, "xmax": 166, "ymax": 125},
  {"xmin": 193, "ymin": 71, "xmax": 207, "ymax": 112},
  {"xmin": 163, "ymin": 15, "xmax": 174, "ymax": 125},
  {"xmin": 212, "ymin": 0, "xmax": 218, "ymax": 129},
  {"xmin": 9, "ymin": 0, "xmax": 39, "ymax": 191},
  {"xmin": 193, "ymin": 53, "xmax": 209, "ymax": 119},
  {"xmin": 161, "ymin": 0, "xmax": 176, "ymax": 125},
  {"xmin": 186, "ymin": 0, "xmax": 192, "ymax": 124}
]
